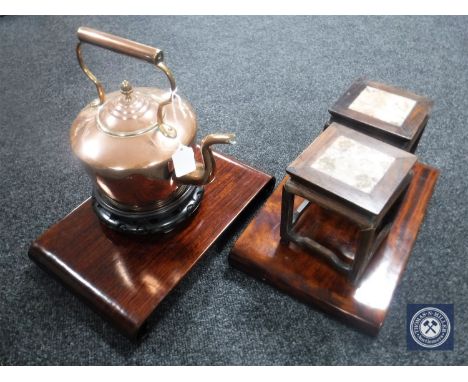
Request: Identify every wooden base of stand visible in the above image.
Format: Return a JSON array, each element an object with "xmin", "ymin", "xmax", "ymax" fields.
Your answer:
[
  {"xmin": 29, "ymin": 152, "xmax": 274, "ymax": 338},
  {"xmin": 229, "ymin": 163, "xmax": 438, "ymax": 335}
]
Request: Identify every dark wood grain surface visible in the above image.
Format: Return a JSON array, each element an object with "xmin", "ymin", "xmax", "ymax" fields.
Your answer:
[
  {"xmin": 29, "ymin": 151, "xmax": 274, "ymax": 338},
  {"xmin": 229, "ymin": 162, "xmax": 438, "ymax": 335}
]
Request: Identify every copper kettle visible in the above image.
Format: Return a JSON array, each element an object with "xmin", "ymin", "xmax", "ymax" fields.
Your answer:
[{"xmin": 70, "ymin": 27, "xmax": 236, "ymax": 234}]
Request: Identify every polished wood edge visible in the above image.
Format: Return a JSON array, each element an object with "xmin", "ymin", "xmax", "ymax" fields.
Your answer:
[
  {"xmin": 229, "ymin": 254, "xmax": 381, "ymax": 335},
  {"xmin": 29, "ymin": 229, "xmax": 142, "ymax": 337}
]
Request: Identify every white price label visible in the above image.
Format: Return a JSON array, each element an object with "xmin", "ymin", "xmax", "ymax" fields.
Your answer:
[{"xmin": 172, "ymin": 145, "xmax": 196, "ymax": 177}]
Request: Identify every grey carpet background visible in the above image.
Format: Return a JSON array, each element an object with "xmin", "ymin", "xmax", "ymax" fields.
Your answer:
[{"xmin": 0, "ymin": 16, "xmax": 467, "ymax": 365}]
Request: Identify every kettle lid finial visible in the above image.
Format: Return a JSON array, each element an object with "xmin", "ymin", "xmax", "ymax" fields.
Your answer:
[{"xmin": 120, "ymin": 80, "xmax": 133, "ymax": 100}]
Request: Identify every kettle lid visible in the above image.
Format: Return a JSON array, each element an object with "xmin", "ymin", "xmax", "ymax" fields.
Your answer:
[{"xmin": 97, "ymin": 80, "xmax": 160, "ymax": 137}]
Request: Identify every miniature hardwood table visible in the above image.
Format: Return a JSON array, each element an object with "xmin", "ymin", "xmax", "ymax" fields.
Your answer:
[
  {"xmin": 328, "ymin": 79, "xmax": 433, "ymax": 152},
  {"xmin": 282, "ymin": 123, "xmax": 417, "ymax": 283}
]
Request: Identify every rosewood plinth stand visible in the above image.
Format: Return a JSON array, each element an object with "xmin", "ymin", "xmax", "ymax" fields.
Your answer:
[
  {"xmin": 29, "ymin": 152, "xmax": 274, "ymax": 338},
  {"xmin": 229, "ymin": 162, "xmax": 438, "ymax": 335}
]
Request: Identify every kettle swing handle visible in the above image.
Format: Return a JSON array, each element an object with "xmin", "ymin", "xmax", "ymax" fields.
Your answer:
[{"xmin": 76, "ymin": 27, "xmax": 177, "ymax": 137}]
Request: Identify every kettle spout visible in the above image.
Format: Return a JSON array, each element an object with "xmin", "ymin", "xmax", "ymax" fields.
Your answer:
[{"xmin": 175, "ymin": 133, "xmax": 236, "ymax": 186}]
